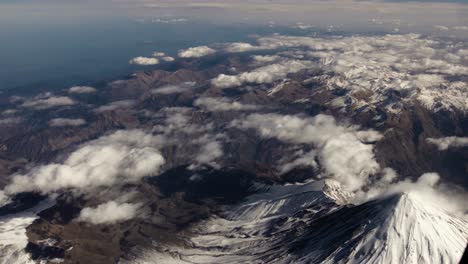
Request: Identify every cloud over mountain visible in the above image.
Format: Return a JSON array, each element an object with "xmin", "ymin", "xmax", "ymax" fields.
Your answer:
[
  {"xmin": 129, "ymin": 56, "xmax": 160, "ymax": 65},
  {"xmin": 49, "ymin": 118, "xmax": 86, "ymax": 127},
  {"xmin": 78, "ymin": 201, "xmax": 142, "ymax": 224},
  {"xmin": 178, "ymin": 46, "xmax": 216, "ymax": 58},
  {"xmin": 4, "ymin": 130, "xmax": 165, "ymax": 195}
]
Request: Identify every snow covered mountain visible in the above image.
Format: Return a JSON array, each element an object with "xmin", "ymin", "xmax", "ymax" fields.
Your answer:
[{"xmin": 126, "ymin": 181, "xmax": 468, "ymax": 264}]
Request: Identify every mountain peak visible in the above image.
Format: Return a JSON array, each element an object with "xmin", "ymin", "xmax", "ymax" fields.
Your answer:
[{"xmin": 294, "ymin": 191, "xmax": 468, "ymax": 264}]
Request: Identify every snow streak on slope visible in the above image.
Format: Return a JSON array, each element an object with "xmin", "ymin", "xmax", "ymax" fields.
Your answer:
[
  {"xmin": 0, "ymin": 200, "xmax": 54, "ymax": 264},
  {"xmin": 127, "ymin": 184, "xmax": 468, "ymax": 264}
]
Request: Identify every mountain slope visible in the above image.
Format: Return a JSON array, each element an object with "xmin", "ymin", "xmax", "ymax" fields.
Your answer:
[{"xmin": 293, "ymin": 192, "xmax": 468, "ymax": 264}]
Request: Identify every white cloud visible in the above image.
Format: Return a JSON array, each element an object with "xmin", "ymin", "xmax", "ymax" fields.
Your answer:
[
  {"xmin": 151, "ymin": 85, "xmax": 187, "ymax": 95},
  {"xmin": 161, "ymin": 56, "xmax": 175, "ymax": 62},
  {"xmin": 224, "ymin": 42, "xmax": 262, "ymax": 53},
  {"xmin": 48, "ymin": 118, "xmax": 86, "ymax": 127},
  {"xmin": 232, "ymin": 113, "xmax": 382, "ymax": 191},
  {"xmin": 19, "ymin": 93, "xmax": 75, "ymax": 110},
  {"xmin": 178, "ymin": 46, "xmax": 216, "ymax": 58},
  {"xmin": 151, "ymin": 18, "xmax": 188, "ymax": 24},
  {"xmin": 279, "ymin": 150, "xmax": 317, "ymax": 174},
  {"xmin": 1, "ymin": 109, "xmax": 18, "ymax": 116},
  {"xmin": 152, "ymin": 52, "xmax": 166, "ymax": 57},
  {"xmin": 354, "ymin": 172, "xmax": 468, "ymax": 215},
  {"xmin": 251, "ymin": 55, "xmax": 281, "ymax": 64},
  {"xmin": 194, "ymin": 140, "xmax": 223, "ymax": 165},
  {"xmin": 94, "ymin": 100, "xmax": 135, "ymax": 112},
  {"xmin": 212, "ymin": 59, "xmax": 312, "ymax": 88},
  {"xmin": 427, "ymin": 137, "xmax": 468, "ymax": 150},
  {"xmin": 0, "ymin": 117, "xmax": 22, "ymax": 125},
  {"xmin": 78, "ymin": 201, "xmax": 141, "ymax": 224},
  {"xmin": 434, "ymin": 25, "xmax": 449, "ymax": 31},
  {"xmin": 194, "ymin": 97, "xmax": 259, "ymax": 111},
  {"xmin": 4, "ymin": 130, "xmax": 165, "ymax": 195},
  {"xmin": 68, "ymin": 86, "xmax": 97, "ymax": 94},
  {"xmin": 129, "ymin": 56, "xmax": 160, "ymax": 65}
]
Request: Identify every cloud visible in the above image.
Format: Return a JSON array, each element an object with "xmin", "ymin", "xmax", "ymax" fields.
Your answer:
[
  {"xmin": 68, "ymin": 86, "xmax": 97, "ymax": 94},
  {"xmin": 152, "ymin": 52, "xmax": 166, "ymax": 57},
  {"xmin": 178, "ymin": 46, "xmax": 216, "ymax": 58},
  {"xmin": 78, "ymin": 201, "xmax": 141, "ymax": 224},
  {"xmin": 151, "ymin": 107, "xmax": 224, "ymax": 167},
  {"xmin": 152, "ymin": 52, "xmax": 174, "ymax": 62},
  {"xmin": 194, "ymin": 97, "xmax": 260, "ymax": 111},
  {"xmin": 1, "ymin": 109, "xmax": 18, "ymax": 116},
  {"xmin": 0, "ymin": 117, "xmax": 22, "ymax": 125},
  {"xmin": 151, "ymin": 83, "xmax": 193, "ymax": 95},
  {"xmin": 4, "ymin": 130, "xmax": 165, "ymax": 195},
  {"xmin": 129, "ymin": 56, "xmax": 159, "ymax": 65},
  {"xmin": 151, "ymin": 18, "xmax": 188, "ymax": 24},
  {"xmin": 224, "ymin": 42, "xmax": 262, "ymax": 53},
  {"xmin": 251, "ymin": 55, "xmax": 281, "ymax": 64},
  {"xmin": 354, "ymin": 171, "xmax": 468, "ymax": 214},
  {"xmin": 48, "ymin": 118, "xmax": 86, "ymax": 127},
  {"xmin": 94, "ymin": 100, "xmax": 135, "ymax": 112},
  {"xmin": 232, "ymin": 113, "xmax": 382, "ymax": 191},
  {"xmin": 194, "ymin": 140, "xmax": 223, "ymax": 165},
  {"xmin": 427, "ymin": 137, "xmax": 468, "ymax": 150},
  {"xmin": 19, "ymin": 93, "xmax": 75, "ymax": 110},
  {"xmin": 434, "ymin": 25, "xmax": 449, "ymax": 31},
  {"xmin": 279, "ymin": 150, "xmax": 317, "ymax": 174},
  {"xmin": 161, "ymin": 56, "xmax": 175, "ymax": 62},
  {"xmin": 212, "ymin": 59, "xmax": 312, "ymax": 88}
]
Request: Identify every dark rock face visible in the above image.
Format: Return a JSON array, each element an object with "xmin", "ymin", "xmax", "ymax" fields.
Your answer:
[{"xmin": 0, "ymin": 192, "xmax": 45, "ymax": 216}]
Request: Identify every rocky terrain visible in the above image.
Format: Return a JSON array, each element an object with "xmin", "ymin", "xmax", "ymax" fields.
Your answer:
[{"xmin": 0, "ymin": 32, "xmax": 467, "ymax": 263}]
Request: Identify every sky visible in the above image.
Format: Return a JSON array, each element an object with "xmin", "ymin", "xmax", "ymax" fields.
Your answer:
[{"xmin": 0, "ymin": 0, "xmax": 467, "ymax": 29}]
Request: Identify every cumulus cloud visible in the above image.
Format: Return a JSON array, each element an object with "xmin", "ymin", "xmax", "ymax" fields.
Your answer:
[
  {"xmin": 48, "ymin": 118, "xmax": 86, "ymax": 127},
  {"xmin": 224, "ymin": 42, "xmax": 262, "ymax": 53},
  {"xmin": 232, "ymin": 113, "xmax": 382, "ymax": 191},
  {"xmin": 194, "ymin": 141, "xmax": 223, "ymax": 165},
  {"xmin": 152, "ymin": 52, "xmax": 166, "ymax": 57},
  {"xmin": 151, "ymin": 83, "xmax": 194, "ymax": 95},
  {"xmin": 212, "ymin": 60, "xmax": 312, "ymax": 88},
  {"xmin": 178, "ymin": 46, "xmax": 216, "ymax": 58},
  {"xmin": 151, "ymin": 52, "xmax": 174, "ymax": 62},
  {"xmin": 68, "ymin": 86, "xmax": 97, "ymax": 94},
  {"xmin": 78, "ymin": 201, "xmax": 141, "ymax": 224},
  {"xmin": 94, "ymin": 100, "xmax": 135, "ymax": 112},
  {"xmin": 4, "ymin": 130, "xmax": 165, "ymax": 195},
  {"xmin": 251, "ymin": 55, "xmax": 281, "ymax": 64},
  {"xmin": 194, "ymin": 97, "xmax": 260, "ymax": 111},
  {"xmin": 161, "ymin": 56, "xmax": 175, "ymax": 62},
  {"xmin": 129, "ymin": 56, "xmax": 159, "ymax": 65},
  {"xmin": 427, "ymin": 137, "xmax": 468, "ymax": 150},
  {"xmin": 19, "ymin": 93, "xmax": 75, "ymax": 110}
]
